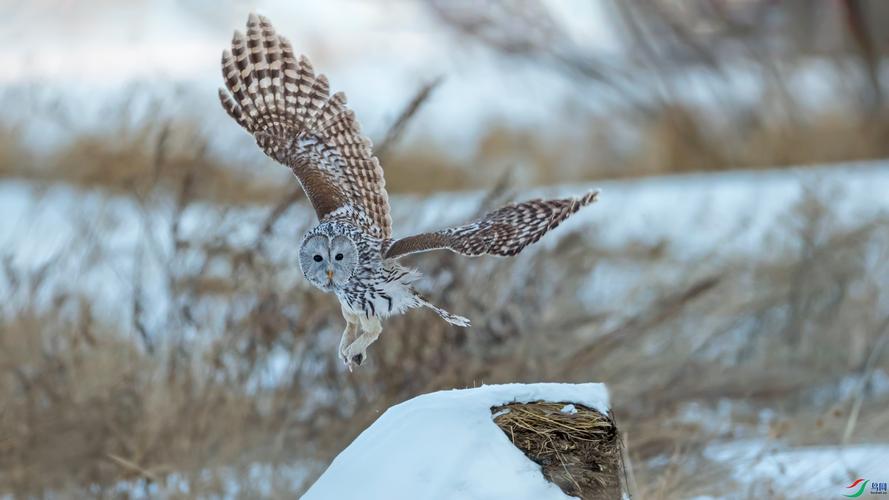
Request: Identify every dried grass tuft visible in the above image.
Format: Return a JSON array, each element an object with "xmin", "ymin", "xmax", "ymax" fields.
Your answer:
[{"xmin": 492, "ymin": 402, "xmax": 622, "ymax": 500}]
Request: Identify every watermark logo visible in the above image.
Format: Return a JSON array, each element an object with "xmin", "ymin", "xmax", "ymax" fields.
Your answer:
[
  {"xmin": 844, "ymin": 479, "xmax": 888, "ymax": 497},
  {"xmin": 845, "ymin": 479, "xmax": 869, "ymax": 498}
]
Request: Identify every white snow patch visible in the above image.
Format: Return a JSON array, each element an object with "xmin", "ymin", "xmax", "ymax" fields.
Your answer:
[
  {"xmin": 303, "ymin": 383, "xmax": 609, "ymax": 500},
  {"xmin": 3, "ymin": 162, "xmax": 888, "ymax": 339},
  {"xmin": 706, "ymin": 440, "xmax": 889, "ymax": 497},
  {"xmin": 560, "ymin": 404, "xmax": 578, "ymax": 415}
]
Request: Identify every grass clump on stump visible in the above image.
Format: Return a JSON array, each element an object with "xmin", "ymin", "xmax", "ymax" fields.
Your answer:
[{"xmin": 492, "ymin": 401, "xmax": 622, "ymax": 499}]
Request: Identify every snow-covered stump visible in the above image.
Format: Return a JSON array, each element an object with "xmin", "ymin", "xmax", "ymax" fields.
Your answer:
[
  {"xmin": 492, "ymin": 401, "xmax": 621, "ymax": 499},
  {"xmin": 303, "ymin": 383, "xmax": 621, "ymax": 500}
]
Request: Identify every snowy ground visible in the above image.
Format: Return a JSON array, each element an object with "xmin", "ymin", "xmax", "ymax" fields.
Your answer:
[
  {"xmin": 2, "ymin": 162, "xmax": 888, "ymax": 497},
  {"xmin": 301, "ymin": 383, "xmax": 888, "ymax": 499},
  {"xmin": 302, "ymin": 383, "xmax": 610, "ymax": 500},
  {"xmin": 2, "ymin": 160, "xmax": 887, "ymax": 326},
  {"xmin": 702, "ymin": 441, "xmax": 889, "ymax": 499}
]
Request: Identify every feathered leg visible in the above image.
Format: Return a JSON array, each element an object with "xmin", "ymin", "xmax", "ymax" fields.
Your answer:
[
  {"xmin": 338, "ymin": 306, "xmax": 360, "ymax": 366},
  {"xmin": 343, "ymin": 316, "xmax": 382, "ymax": 371}
]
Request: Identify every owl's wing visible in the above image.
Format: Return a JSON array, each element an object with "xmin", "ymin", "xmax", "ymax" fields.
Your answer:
[
  {"xmin": 219, "ymin": 14, "xmax": 392, "ymax": 239},
  {"xmin": 384, "ymin": 191, "xmax": 598, "ymax": 259}
]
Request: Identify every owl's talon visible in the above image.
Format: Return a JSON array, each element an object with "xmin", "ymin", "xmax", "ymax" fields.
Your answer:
[
  {"xmin": 342, "ymin": 339, "xmax": 370, "ymax": 372},
  {"xmin": 344, "ymin": 355, "xmax": 362, "ymax": 372}
]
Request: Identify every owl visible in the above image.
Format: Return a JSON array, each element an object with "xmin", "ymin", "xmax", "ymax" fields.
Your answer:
[{"xmin": 219, "ymin": 14, "xmax": 599, "ymax": 371}]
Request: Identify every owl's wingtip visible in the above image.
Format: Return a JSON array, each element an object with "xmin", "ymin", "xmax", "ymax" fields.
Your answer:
[{"xmin": 580, "ymin": 189, "xmax": 600, "ymax": 205}]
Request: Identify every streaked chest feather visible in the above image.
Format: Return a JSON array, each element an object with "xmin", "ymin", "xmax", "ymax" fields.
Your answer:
[{"xmin": 337, "ymin": 265, "xmax": 421, "ymax": 319}]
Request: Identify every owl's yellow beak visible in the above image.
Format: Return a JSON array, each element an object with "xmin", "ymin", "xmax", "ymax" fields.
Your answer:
[{"xmin": 326, "ymin": 269, "xmax": 334, "ymax": 282}]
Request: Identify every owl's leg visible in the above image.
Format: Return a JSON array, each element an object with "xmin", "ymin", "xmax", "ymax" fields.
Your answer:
[
  {"xmin": 338, "ymin": 307, "xmax": 360, "ymax": 367},
  {"xmin": 343, "ymin": 316, "xmax": 382, "ymax": 371}
]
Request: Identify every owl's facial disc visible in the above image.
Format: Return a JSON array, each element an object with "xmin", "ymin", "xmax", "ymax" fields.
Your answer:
[{"xmin": 298, "ymin": 234, "xmax": 358, "ymax": 290}]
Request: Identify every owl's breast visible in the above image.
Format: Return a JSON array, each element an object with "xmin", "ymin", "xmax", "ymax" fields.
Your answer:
[{"xmin": 336, "ymin": 263, "xmax": 423, "ymax": 319}]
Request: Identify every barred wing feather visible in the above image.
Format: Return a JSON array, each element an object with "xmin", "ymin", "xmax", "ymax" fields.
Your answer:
[{"xmin": 219, "ymin": 13, "xmax": 392, "ymax": 239}]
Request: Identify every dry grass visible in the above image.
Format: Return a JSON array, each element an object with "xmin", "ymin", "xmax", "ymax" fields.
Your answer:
[
  {"xmin": 3, "ymin": 85, "xmax": 889, "ymax": 206},
  {"xmin": 1, "ymin": 166, "xmax": 887, "ymax": 497},
  {"xmin": 0, "ymin": 304, "xmax": 308, "ymax": 497},
  {"xmin": 492, "ymin": 402, "xmax": 621, "ymax": 499},
  {"xmin": 2, "ymin": 4, "xmax": 889, "ymax": 493}
]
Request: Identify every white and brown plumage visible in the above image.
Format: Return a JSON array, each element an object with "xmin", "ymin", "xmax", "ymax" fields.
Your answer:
[{"xmin": 219, "ymin": 14, "xmax": 599, "ymax": 370}]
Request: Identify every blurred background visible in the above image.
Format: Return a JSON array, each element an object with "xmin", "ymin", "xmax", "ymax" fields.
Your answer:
[{"xmin": 1, "ymin": 0, "xmax": 888, "ymax": 498}]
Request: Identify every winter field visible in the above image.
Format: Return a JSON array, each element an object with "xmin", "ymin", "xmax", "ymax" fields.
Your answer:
[
  {"xmin": 2, "ymin": 161, "xmax": 888, "ymax": 498},
  {"xmin": 4, "ymin": 1, "xmax": 889, "ymax": 498}
]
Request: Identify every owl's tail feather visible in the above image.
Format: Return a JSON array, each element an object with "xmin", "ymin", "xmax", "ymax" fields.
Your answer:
[{"xmin": 415, "ymin": 296, "xmax": 471, "ymax": 327}]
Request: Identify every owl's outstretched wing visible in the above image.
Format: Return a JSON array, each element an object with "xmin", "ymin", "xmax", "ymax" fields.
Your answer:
[
  {"xmin": 384, "ymin": 191, "xmax": 598, "ymax": 259},
  {"xmin": 219, "ymin": 14, "xmax": 392, "ymax": 239}
]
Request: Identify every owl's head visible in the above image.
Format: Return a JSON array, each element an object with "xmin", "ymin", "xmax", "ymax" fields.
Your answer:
[{"xmin": 299, "ymin": 232, "xmax": 358, "ymax": 290}]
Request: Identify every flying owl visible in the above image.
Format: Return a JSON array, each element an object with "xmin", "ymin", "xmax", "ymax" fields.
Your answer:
[{"xmin": 219, "ymin": 14, "xmax": 599, "ymax": 371}]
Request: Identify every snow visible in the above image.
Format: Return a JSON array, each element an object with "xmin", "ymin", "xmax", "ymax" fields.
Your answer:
[
  {"xmin": 570, "ymin": 162, "xmax": 889, "ymax": 256},
  {"xmin": 704, "ymin": 440, "xmax": 889, "ymax": 498},
  {"xmin": 2, "ymin": 161, "xmax": 888, "ymax": 336},
  {"xmin": 2, "ymin": 2, "xmax": 876, "ymax": 160},
  {"xmin": 560, "ymin": 404, "xmax": 578, "ymax": 415},
  {"xmin": 302, "ymin": 383, "xmax": 610, "ymax": 500},
  {"xmin": 0, "ymin": 1, "xmax": 594, "ymax": 158},
  {"xmin": 393, "ymin": 161, "xmax": 889, "ymax": 258}
]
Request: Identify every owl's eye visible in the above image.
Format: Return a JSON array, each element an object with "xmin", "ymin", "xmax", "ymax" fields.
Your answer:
[
  {"xmin": 335, "ymin": 253, "xmax": 344, "ymax": 261},
  {"xmin": 313, "ymin": 255, "xmax": 323, "ymax": 262}
]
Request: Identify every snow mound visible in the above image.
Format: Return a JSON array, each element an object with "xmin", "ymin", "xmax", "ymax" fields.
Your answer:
[{"xmin": 302, "ymin": 383, "xmax": 610, "ymax": 500}]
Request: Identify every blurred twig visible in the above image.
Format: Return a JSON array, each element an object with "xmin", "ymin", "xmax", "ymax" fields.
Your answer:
[
  {"xmin": 131, "ymin": 245, "xmax": 154, "ymax": 355},
  {"xmin": 475, "ymin": 167, "xmax": 515, "ymax": 216},
  {"xmin": 256, "ymin": 187, "xmax": 304, "ymax": 248},
  {"xmin": 375, "ymin": 76, "xmax": 444, "ymax": 161},
  {"xmin": 841, "ymin": 0, "xmax": 883, "ymax": 111},
  {"xmin": 559, "ymin": 275, "xmax": 722, "ymax": 374},
  {"xmin": 105, "ymin": 453, "xmax": 161, "ymax": 483},
  {"xmin": 170, "ymin": 165, "xmax": 195, "ymax": 249},
  {"xmin": 842, "ymin": 315, "xmax": 889, "ymax": 444}
]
